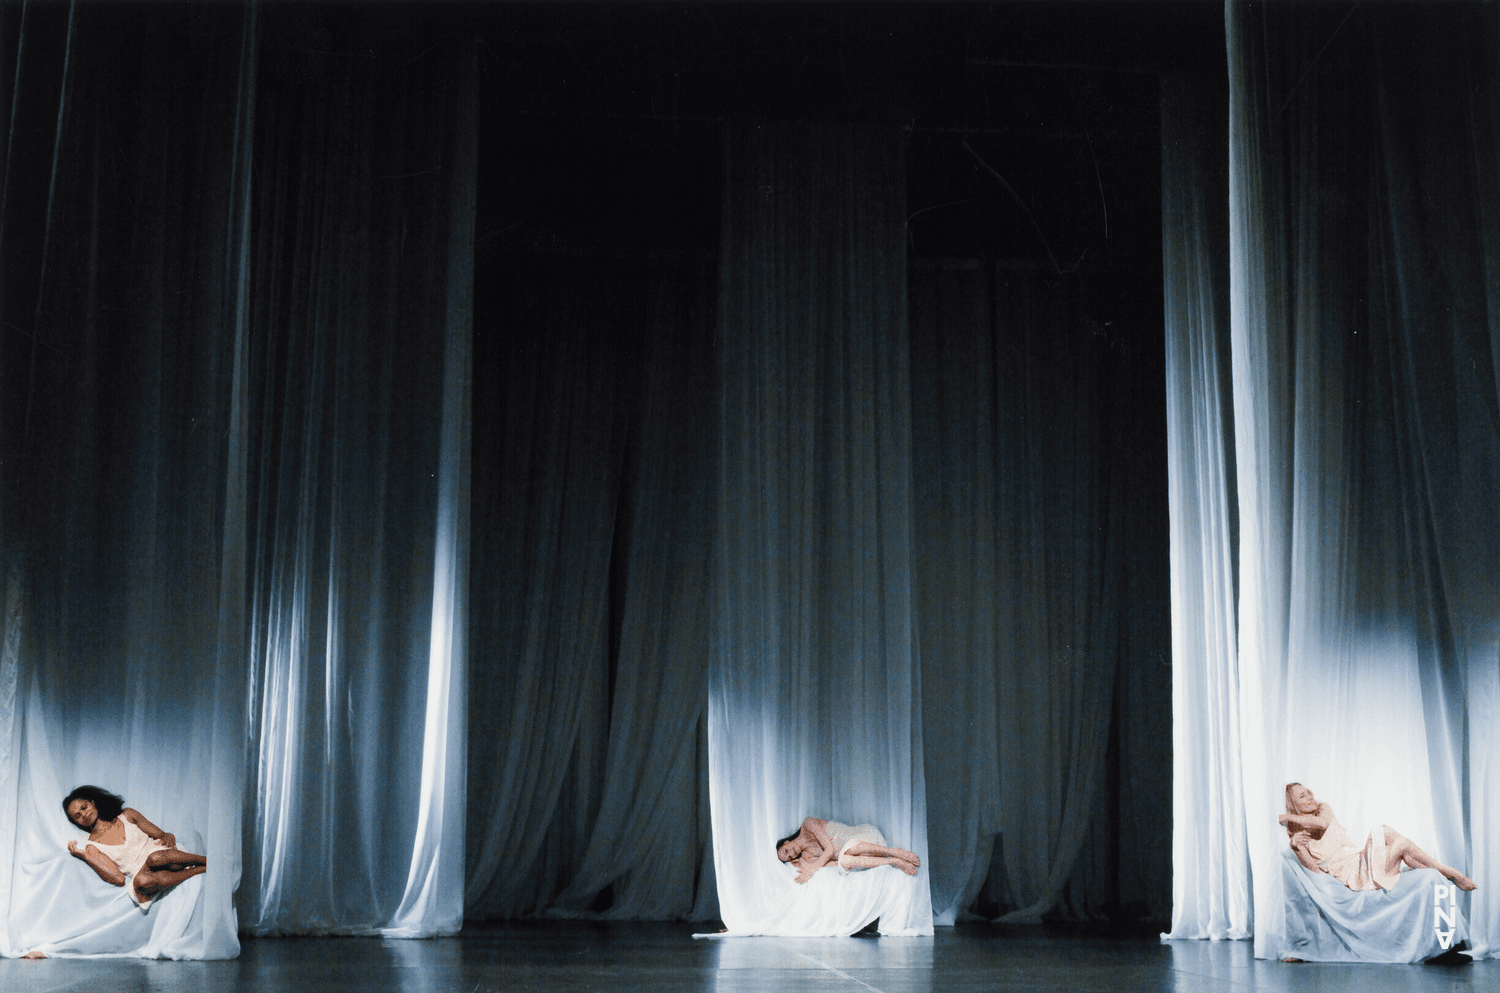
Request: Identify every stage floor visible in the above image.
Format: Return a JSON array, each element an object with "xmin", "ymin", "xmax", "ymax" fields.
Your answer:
[{"xmin": 1, "ymin": 921, "xmax": 1493, "ymax": 992}]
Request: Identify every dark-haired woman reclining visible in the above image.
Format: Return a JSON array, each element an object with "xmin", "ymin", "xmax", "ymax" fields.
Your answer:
[
  {"xmin": 774, "ymin": 818, "xmax": 919, "ymax": 884},
  {"xmin": 62, "ymin": 786, "xmax": 207, "ymax": 909}
]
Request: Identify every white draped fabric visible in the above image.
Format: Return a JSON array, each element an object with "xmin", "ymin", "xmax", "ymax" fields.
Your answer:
[
  {"xmin": 1168, "ymin": 1, "xmax": 1500, "ymax": 959},
  {"xmin": 0, "ymin": 4, "xmax": 254, "ymax": 959},
  {"xmin": 0, "ymin": 5, "xmax": 474, "ymax": 952},
  {"xmin": 707, "ymin": 123, "xmax": 933, "ymax": 937},
  {"xmin": 238, "ymin": 21, "xmax": 474, "ymax": 938},
  {"xmin": 1161, "ymin": 75, "xmax": 1250, "ymax": 940}
]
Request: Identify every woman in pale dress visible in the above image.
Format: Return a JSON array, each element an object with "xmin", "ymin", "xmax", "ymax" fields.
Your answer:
[
  {"xmin": 774, "ymin": 817, "xmax": 920, "ymax": 883},
  {"xmin": 20, "ymin": 786, "xmax": 209, "ymax": 959},
  {"xmin": 65, "ymin": 786, "xmax": 206, "ymax": 902},
  {"xmin": 1280, "ymin": 782, "xmax": 1475, "ymax": 892}
]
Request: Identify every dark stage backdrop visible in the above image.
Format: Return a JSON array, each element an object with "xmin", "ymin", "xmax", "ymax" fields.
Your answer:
[{"xmin": 2, "ymin": 0, "xmax": 1173, "ymax": 948}]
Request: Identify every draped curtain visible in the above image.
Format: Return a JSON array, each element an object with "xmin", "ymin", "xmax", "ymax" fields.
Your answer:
[
  {"xmin": 911, "ymin": 262, "xmax": 1158, "ymax": 925},
  {"xmin": 0, "ymin": 2, "xmax": 255, "ymax": 958},
  {"xmin": 239, "ymin": 12, "xmax": 474, "ymax": 937},
  {"xmin": 1168, "ymin": 1, "xmax": 1500, "ymax": 958},
  {"xmin": 0, "ymin": 2, "xmax": 1180, "ymax": 949},
  {"xmin": 465, "ymin": 254, "xmax": 718, "ymax": 921},
  {"xmin": 706, "ymin": 123, "xmax": 932, "ymax": 937},
  {"xmin": 0, "ymin": 3, "xmax": 475, "ymax": 949},
  {"xmin": 1160, "ymin": 74, "xmax": 1248, "ymax": 939}
]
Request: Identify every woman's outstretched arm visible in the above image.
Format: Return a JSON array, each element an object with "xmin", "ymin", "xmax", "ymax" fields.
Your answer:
[{"xmin": 68, "ymin": 842, "xmax": 126, "ymax": 887}]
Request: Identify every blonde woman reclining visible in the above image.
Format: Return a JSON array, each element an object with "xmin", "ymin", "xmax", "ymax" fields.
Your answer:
[{"xmin": 1281, "ymin": 782, "xmax": 1474, "ymax": 892}]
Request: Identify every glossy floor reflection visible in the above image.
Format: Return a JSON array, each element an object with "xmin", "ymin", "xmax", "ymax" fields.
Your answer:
[{"xmin": 1, "ymin": 922, "xmax": 1495, "ymax": 992}]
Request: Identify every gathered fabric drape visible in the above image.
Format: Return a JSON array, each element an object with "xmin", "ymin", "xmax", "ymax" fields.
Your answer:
[
  {"xmin": 705, "ymin": 123, "xmax": 932, "ymax": 937},
  {"xmin": 1160, "ymin": 74, "xmax": 1249, "ymax": 940},
  {"xmin": 1168, "ymin": 1, "xmax": 1500, "ymax": 959},
  {"xmin": 239, "ymin": 14, "xmax": 474, "ymax": 937},
  {"xmin": 1, "ymin": 4, "xmax": 475, "ymax": 951},
  {"xmin": 911, "ymin": 262, "xmax": 1151, "ymax": 925},
  {"xmin": 0, "ymin": 2, "xmax": 255, "ymax": 958},
  {"xmin": 1, "ymin": 2, "xmax": 1182, "ymax": 945},
  {"xmin": 465, "ymin": 255, "xmax": 718, "ymax": 921}
]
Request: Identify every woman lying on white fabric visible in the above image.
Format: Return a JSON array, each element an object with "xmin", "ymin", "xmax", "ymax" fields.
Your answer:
[
  {"xmin": 774, "ymin": 818, "xmax": 919, "ymax": 883},
  {"xmin": 1280, "ymin": 782, "xmax": 1475, "ymax": 892},
  {"xmin": 21, "ymin": 786, "xmax": 209, "ymax": 961}
]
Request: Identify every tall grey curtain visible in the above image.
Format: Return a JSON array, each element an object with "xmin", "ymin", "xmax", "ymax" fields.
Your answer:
[
  {"xmin": 1160, "ymin": 74, "xmax": 1248, "ymax": 940},
  {"xmin": 240, "ymin": 17, "xmax": 474, "ymax": 937},
  {"xmin": 706, "ymin": 123, "xmax": 932, "ymax": 936},
  {"xmin": 911, "ymin": 263, "xmax": 1145, "ymax": 925},
  {"xmin": 1169, "ymin": 1, "xmax": 1500, "ymax": 959},
  {"xmin": 0, "ymin": 4, "xmax": 475, "ymax": 951},
  {"xmin": 465, "ymin": 256, "xmax": 718, "ymax": 921},
  {"xmin": 0, "ymin": 2, "xmax": 255, "ymax": 958}
]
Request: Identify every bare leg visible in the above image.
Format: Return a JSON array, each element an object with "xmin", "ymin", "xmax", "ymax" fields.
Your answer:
[
  {"xmin": 840, "ymin": 853, "xmax": 919, "ymax": 875},
  {"xmin": 134, "ymin": 864, "xmax": 208, "ymax": 902},
  {"xmin": 1382, "ymin": 826, "xmax": 1476, "ymax": 890},
  {"xmin": 146, "ymin": 849, "xmax": 207, "ymax": 871},
  {"xmin": 843, "ymin": 841, "xmax": 921, "ymax": 867}
]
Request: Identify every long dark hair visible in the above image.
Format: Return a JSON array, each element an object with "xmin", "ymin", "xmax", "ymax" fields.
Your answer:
[{"xmin": 63, "ymin": 785, "xmax": 125, "ymax": 826}]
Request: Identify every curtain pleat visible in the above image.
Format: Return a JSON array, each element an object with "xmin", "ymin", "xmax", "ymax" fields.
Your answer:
[
  {"xmin": 1163, "ymin": 0, "xmax": 1500, "ymax": 960},
  {"xmin": 544, "ymin": 258, "xmax": 720, "ymax": 922},
  {"xmin": 912, "ymin": 264, "xmax": 1134, "ymax": 925},
  {"xmin": 239, "ymin": 16, "xmax": 473, "ymax": 936},
  {"xmin": 0, "ymin": 2, "xmax": 255, "ymax": 958},
  {"xmin": 706, "ymin": 123, "xmax": 932, "ymax": 936},
  {"xmin": 463, "ymin": 252, "xmax": 719, "ymax": 922},
  {"xmin": 1160, "ymin": 73, "xmax": 1248, "ymax": 940}
]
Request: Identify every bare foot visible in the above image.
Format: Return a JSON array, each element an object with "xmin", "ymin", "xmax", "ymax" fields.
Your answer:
[
  {"xmin": 899, "ymin": 859, "xmax": 919, "ymax": 876},
  {"xmin": 1452, "ymin": 873, "xmax": 1477, "ymax": 892},
  {"xmin": 894, "ymin": 849, "xmax": 920, "ymax": 866},
  {"xmin": 1281, "ymin": 957, "xmax": 1304, "ymax": 963},
  {"xmin": 21, "ymin": 950, "xmax": 46, "ymax": 960}
]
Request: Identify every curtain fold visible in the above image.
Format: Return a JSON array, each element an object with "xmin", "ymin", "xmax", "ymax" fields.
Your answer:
[
  {"xmin": 1160, "ymin": 73, "xmax": 1248, "ymax": 940},
  {"xmin": 545, "ymin": 258, "xmax": 720, "ymax": 922},
  {"xmin": 912, "ymin": 263, "xmax": 1134, "ymax": 926},
  {"xmin": 1162, "ymin": 0, "xmax": 1500, "ymax": 960},
  {"xmin": 239, "ymin": 15, "xmax": 474, "ymax": 936},
  {"xmin": 465, "ymin": 255, "xmax": 719, "ymax": 921},
  {"xmin": 0, "ymin": 2, "xmax": 255, "ymax": 958},
  {"xmin": 706, "ymin": 123, "xmax": 932, "ymax": 936}
]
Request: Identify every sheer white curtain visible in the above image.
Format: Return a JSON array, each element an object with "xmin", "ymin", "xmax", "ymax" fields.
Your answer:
[
  {"xmin": 0, "ymin": 4, "xmax": 255, "ymax": 958},
  {"xmin": 0, "ymin": 6, "xmax": 473, "ymax": 952},
  {"xmin": 239, "ymin": 21, "xmax": 474, "ymax": 937},
  {"xmin": 706, "ymin": 123, "xmax": 932, "ymax": 937},
  {"xmin": 1161, "ymin": 74, "xmax": 1249, "ymax": 940},
  {"xmin": 1169, "ymin": 1, "xmax": 1500, "ymax": 959}
]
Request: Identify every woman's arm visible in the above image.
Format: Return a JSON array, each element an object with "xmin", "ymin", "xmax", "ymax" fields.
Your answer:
[
  {"xmin": 1277, "ymin": 807, "xmax": 1329, "ymax": 834},
  {"xmin": 791, "ymin": 819, "xmax": 836, "ymax": 881},
  {"xmin": 804, "ymin": 819, "xmax": 836, "ymax": 868},
  {"xmin": 68, "ymin": 842, "xmax": 126, "ymax": 887},
  {"xmin": 1289, "ymin": 830, "xmax": 1323, "ymax": 873},
  {"xmin": 124, "ymin": 808, "xmax": 176, "ymax": 850}
]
